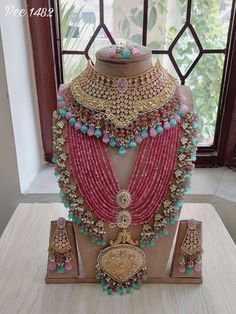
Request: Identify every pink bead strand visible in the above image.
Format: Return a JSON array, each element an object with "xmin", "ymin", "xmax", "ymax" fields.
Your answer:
[{"xmin": 67, "ymin": 121, "xmax": 181, "ymax": 224}]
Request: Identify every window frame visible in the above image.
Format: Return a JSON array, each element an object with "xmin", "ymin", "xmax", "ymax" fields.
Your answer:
[{"xmin": 27, "ymin": 0, "xmax": 236, "ymax": 167}]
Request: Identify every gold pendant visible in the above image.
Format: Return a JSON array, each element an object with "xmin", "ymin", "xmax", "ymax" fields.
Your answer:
[
  {"xmin": 116, "ymin": 189, "xmax": 132, "ymax": 209},
  {"xmin": 96, "ymin": 229, "xmax": 147, "ymax": 295}
]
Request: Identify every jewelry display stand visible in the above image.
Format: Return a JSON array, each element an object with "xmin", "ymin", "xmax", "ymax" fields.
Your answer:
[
  {"xmin": 46, "ymin": 219, "xmax": 202, "ymax": 283},
  {"xmin": 46, "ymin": 44, "xmax": 202, "ymax": 288}
]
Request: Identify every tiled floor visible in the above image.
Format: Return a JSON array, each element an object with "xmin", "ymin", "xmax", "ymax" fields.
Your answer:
[{"xmin": 24, "ymin": 165, "xmax": 236, "ymax": 242}]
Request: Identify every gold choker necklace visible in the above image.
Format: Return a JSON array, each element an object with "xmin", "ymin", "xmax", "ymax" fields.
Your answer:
[
  {"xmin": 58, "ymin": 60, "xmax": 185, "ymax": 155},
  {"xmin": 70, "ymin": 60, "xmax": 177, "ymax": 128}
]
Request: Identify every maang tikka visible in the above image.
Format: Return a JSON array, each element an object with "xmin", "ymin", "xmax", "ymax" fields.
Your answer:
[{"xmin": 48, "ymin": 217, "xmax": 73, "ymax": 273}]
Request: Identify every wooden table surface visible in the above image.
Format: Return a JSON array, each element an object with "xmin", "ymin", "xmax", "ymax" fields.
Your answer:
[{"xmin": 0, "ymin": 203, "xmax": 236, "ymax": 314}]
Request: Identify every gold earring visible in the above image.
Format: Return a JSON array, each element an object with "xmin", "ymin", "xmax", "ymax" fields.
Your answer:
[
  {"xmin": 178, "ymin": 219, "xmax": 202, "ymax": 275},
  {"xmin": 48, "ymin": 217, "xmax": 73, "ymax": 273}
]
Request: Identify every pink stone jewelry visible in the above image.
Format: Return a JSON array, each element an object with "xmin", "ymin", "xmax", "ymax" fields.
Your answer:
[
  {"xmin": 51, "ymin": 60, "xmax": 199, "ymax": 294},
  {"xmin": 177, "ymin": 219, "xmax": 202, "ymax": 275},
  {"xmin": 48, "ymin": 217, "xmax": 73, "ymax": 273},
  {"xmin": 57, "ymin": 61, "xmax": 192, "ymax": 156},
  {"xmin": 67, "ymin": 123, "xmax": 180, "ymax": 225},
  {"xmin": 108, "ymin": 43, "xmax": 140, "ymax": 59}
]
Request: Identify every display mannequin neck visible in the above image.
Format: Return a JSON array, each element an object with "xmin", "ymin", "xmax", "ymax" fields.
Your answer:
[
  {"xmin": 94, "ymin": 45, "xmax": 153, "ymax": 77},
  {"xmin": 93, "ymin": 45, "xmax": 153, "ymax": 188}
]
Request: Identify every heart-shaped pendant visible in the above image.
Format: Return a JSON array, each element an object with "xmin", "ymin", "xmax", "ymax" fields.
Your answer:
[
  {"xmin": 96, "ymin": 229, "xmax": 147, "ymax": 295},
  {"xmin": 97, "ymin": 244, "xmax": 146, "ymax": 283}
]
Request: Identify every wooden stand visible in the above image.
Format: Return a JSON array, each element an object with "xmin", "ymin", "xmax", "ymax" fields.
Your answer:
[
  {"xmin": 46, "ymin": 44, "xmax": 201, "ymax": 285},
  {"xmin": 45, "ymin": 219, "xmax": 202, "ymax": 284}
]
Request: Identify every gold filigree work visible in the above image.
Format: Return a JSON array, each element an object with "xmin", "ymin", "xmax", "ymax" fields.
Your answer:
[
  {"xmin": 117, "ymin": 210, "xmax": 132, "ymax": 229},
  {"xmin": 110, "ymin": 229, "xmax": 139, "ymax": 246},
  {"xmin": 181, "ymin": 228, "xmax": 201, "ymax": 256},
  {"xmin": 50, "ymin": 228, "xmax": 72, "ymax": 254},
  {"xmin": 97, "ymin": 244, "xmax": 146, "ymax": 283},
  {"xmin": 116, "ymin": 190, "xmax": 132, "ymax": 209},
  {"xmin": 70, "ymin": 61, "xmax": 177, "ymax": 128}
]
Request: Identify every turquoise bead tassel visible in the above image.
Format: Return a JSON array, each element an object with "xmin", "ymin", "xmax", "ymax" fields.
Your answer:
[
  {"xmin": 52, "ymin": 156, "xmax": 57, "ymax": 164},
  {"xmin": 192, "ymin": 137, "xmax": 199, "ymax": 145},
  {"xmin": 94, "ymin": 128, "xmax": 102, "ymax": 138},
  {"xmin": 80, "ymin": 124, "xmax": 89, "ymax": 134},
  {"xmin": 129, "ymin": 139, "xmax": 137, "ymax": 149},
  {"xmin": 141, "ymin": 128, "xmax": 148, "ymax": 139},
  {"xmin": 57, "ymin": 265, "xmax": 65, "ymax": 273},
  {"xmin": 186, "ymin": 266, "xmax": 193, "ymax": 276},
  {"xmin": 169, "ymin": 118, "xmax": 177, "ymax": 127},
  {"xmin": 109, "ymin": 137, "xmax": 117, "ymax": 148},
  {"xmin": 118, "ymin": 145, "xmax": 126, "ymax": 156},
  {"xmin": 59, "ymin": 108, "xmax": 67, "ymax": 118},
  {"xmin": 69, "ymin": 117, "xmax": 76, "ymax": 126},
  {"xmin": 118, "ymin": 287, "xmax": 124, "ymax": 295},
  {"xmin": 156, "ymin": 125, "xmax": 164, "ymax": 134}
]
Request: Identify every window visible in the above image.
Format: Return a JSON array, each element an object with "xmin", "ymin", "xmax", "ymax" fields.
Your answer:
[{"xmin": 28, "ymin": 0, "xmax": 236, "ymax": 167}]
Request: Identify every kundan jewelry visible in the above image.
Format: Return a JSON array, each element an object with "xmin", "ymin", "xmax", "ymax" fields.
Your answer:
[
  {"xmin": 108, "ymin": 43, "xmax": 140, "ymax": 59},
  {"xmin": 52, "ymin": 60, "xmax": 199, "ymax": 294},
  {"xmin": 56, "ymin": 60, "xmax": 188, "ymax": 156},
  {"xmin": 48, "ymin": 217, "xmax": 73, "ymax": 273},
  {"xmin": 178, "ymin": 219, "xmax": 202, "ymax": 275}
]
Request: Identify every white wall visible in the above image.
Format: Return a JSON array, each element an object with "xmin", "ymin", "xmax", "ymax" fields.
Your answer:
[
  {"xmin": 0, "ymin": 30, "xmax": 21, "ymax": 234},
  {"xmin": 0, "ymin": 0, "xmax": 43, "ymax": 192}
]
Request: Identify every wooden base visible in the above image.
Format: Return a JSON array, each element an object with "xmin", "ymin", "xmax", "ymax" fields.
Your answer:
[
  {"xmin": 45, "ymin": 275, "xmax": 202, "ymax": 284},
  {"xmin": 46, "ymin": 219, "xmax": 202, "ymax": 285}
]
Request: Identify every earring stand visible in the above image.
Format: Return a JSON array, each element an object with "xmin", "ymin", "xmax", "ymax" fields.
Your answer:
[{"xmin": 45, "ymin": 220, "xmax": 202, "ymax": 284}]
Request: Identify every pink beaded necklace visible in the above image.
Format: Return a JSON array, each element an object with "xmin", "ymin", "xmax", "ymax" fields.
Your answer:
[{"xmin": 67, "ymin": 122, "xmax": 180, "ymax": 225}]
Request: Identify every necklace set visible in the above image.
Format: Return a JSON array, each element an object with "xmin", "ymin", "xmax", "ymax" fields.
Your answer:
[{"xmin": 52, "ymin": 61, "xmax": 199, "ymax": 295}]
